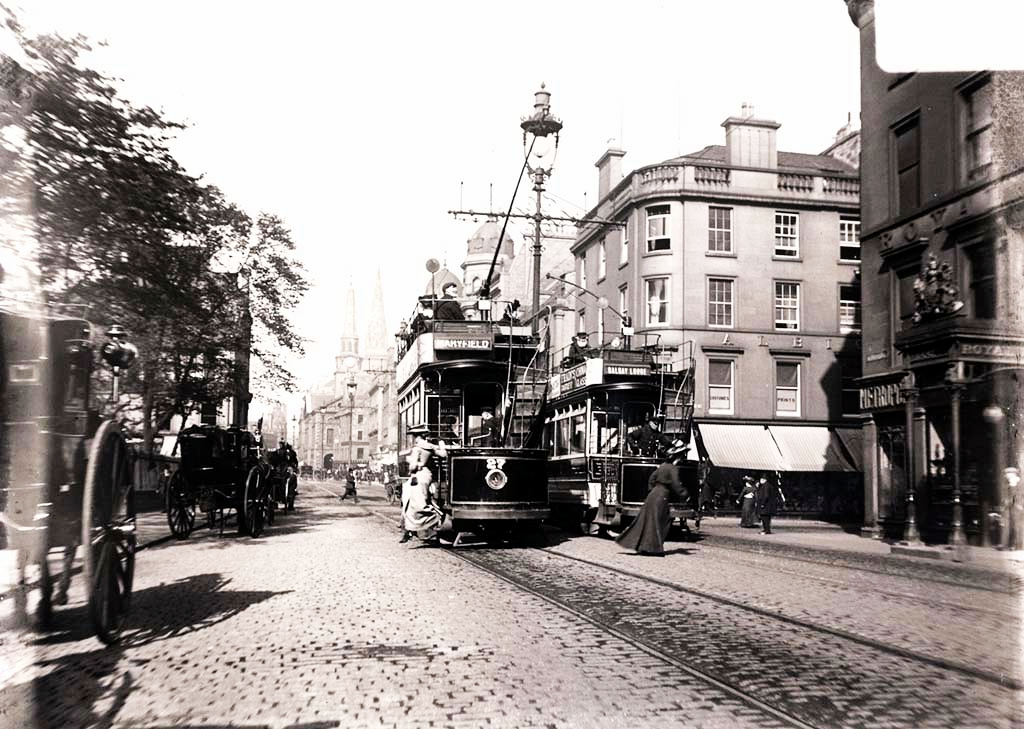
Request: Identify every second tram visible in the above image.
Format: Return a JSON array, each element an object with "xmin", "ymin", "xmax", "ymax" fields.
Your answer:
[
  {"xmin": 545, "ymin": 334, "xmax": 699, "ymax": 536},
  {"xmin": 395, "ymin": 298, "xmax": 549, "ymax": 538}
]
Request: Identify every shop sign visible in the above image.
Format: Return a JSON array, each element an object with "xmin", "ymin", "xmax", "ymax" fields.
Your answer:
[
  {"xmin": 958, "ymin": 343, "xmax": 1024, "ymax": 361},
  {"xmin": 434, "ymin": 336, "xmax": 492, "ymax": 351},
  {"xmin": 859, "ymin": 382, "xmax": 904, "ymax": 410},
  {"xmin": 560, "ymin": 363, "xmax": 589, "ymax": 393}
]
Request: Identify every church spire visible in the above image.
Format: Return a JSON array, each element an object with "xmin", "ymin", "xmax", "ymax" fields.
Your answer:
[
  {"xmin": 366, "ymin": 269, "xmax": 389, "ymax": 356},
  {"xmin": 339, "ymin": 281, "xmax": 359, "ymax": 359}
]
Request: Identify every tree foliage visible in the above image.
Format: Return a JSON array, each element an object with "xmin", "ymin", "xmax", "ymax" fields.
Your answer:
[{"xmin": 1, "ymin": 12, "xmax": 308, "ymax": 444}]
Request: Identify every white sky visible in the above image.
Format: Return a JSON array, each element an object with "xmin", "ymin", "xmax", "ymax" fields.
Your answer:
[{"xmin": 8, "ymin": 0, "xmax": 906, "ymax": 414}]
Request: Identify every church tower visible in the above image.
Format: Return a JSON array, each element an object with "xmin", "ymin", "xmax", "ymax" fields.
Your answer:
[
  {"xmin": 335, "ymin": 282, "xmax": 360, "ymax": 395},
  {"xmin": 364, "ymin": 269, "xmax": 390, "ymax": 373}
]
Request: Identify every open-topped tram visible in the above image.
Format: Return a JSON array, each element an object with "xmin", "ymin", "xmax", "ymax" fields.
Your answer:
[
  {"xmin": 544, "ymin": 330, "xmax": 699, "ymax": 536},
  {"xmin": 395, "ymin": 278, "xmax": 548, "ymax": 541}
]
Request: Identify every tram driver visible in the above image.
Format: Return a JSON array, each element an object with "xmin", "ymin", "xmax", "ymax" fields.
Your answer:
[{"xmin": 626, "ymin": 412, "xmax": 678, "ymax": 457}]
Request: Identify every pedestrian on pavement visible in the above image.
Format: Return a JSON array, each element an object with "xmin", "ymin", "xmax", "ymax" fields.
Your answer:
[
  {"xmin": 1000, "ymin": 466, "xmax": 1023, "ymax": 551},
  {"xmin": 400, "ymin": 426, "xmax": 446, "ymax": 543},
  {"xmin": 340, "ymin": 469, "xmax": 358, "ymax": 503},
  {"xmin": 738, "ymin": 476, "xmax": 758, "ymax": 527},
  {"xmin": 756, "ymin": 473, "xmax": 785, "ymax": 534},
  {"xmin": 616, "ymin": 444, "xmax": 687, "ymax": 556}
]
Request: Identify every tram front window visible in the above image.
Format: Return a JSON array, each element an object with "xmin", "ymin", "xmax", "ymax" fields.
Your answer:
[{"xmin": 594, "ymin": 413, "xmax": 621, "ymax": 454}]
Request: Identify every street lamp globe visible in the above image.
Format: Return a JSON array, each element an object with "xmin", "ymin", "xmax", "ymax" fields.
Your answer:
[{"xmin": 521, "ymin": 83, "xmax": 562, "ymax": 175}]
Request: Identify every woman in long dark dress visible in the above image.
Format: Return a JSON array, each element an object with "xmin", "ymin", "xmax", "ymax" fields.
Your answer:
[
  {"xmin": 617, "ymin": 448, "xmax": 686, "ymax": 556},
  {"xmin": 738, "ymin": 476, "xmax": 758, "ymax": 527}
]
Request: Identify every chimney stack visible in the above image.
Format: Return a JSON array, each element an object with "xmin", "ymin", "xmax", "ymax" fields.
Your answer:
[
  {"xmin": 722, "ymin": 105, "xmax": 779, "ymax": 169},
  {"xmin": 595, "ymin": 142, "xmax": 626, "ymax": 201}
]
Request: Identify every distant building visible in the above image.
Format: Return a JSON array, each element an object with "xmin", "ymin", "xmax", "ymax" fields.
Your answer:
[
  {"xmin": 847, "ymin": 0, "xmax": 1024, "ymax": 545},
  {"xmin": 296, "ymin": 270, "xmax": 396, "ymax": 471},
  {"xmin": 570, "ymin": 108, "xmax": 864, "ymax": 518}
]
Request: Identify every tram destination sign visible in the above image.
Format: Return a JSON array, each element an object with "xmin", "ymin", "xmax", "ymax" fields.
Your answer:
[
  {"xmin": 434, "ymin": 336, "xmax": 493, "ymax": 351},
  {"xmin": 604, "ymin": 364, "xmax": 650, "ymax": 376}
]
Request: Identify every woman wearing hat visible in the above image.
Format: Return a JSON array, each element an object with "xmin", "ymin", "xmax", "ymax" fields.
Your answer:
[
  {"xmin": 616, "ymin": 445, "xmax": 687, "ymax": 556},
  {"xmin": 738, "ymin": 475, "xmax": 758, "ymax": 528},
  {"xmin": 400, "ymin": 427, "xmax": 447, "ymax": 543}
]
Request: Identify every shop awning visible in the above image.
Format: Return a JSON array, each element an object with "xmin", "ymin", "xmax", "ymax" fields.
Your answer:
[
  {"xmin": 697, "ymin": 423, "xmax": 787, "ymax": 471},
  {"xmin": 832, "ymin": 427, "xmax": 864, "ymax": 471},
  {"xmin": 768, "ymin": 425, "xmax": 858, "ymax": 472}
]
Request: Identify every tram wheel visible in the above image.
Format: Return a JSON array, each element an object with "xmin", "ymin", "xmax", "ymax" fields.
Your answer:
[
  {"xmin": 239, "ymin": 467, "xmax": 264, "ymax": 537},
  {"xmin": 82, "ymin": 420, "xmax": 136, "ymax": 645},
  {"xmin": 166, "ymin": 471, "xmax": 195, "ymax": 540}
]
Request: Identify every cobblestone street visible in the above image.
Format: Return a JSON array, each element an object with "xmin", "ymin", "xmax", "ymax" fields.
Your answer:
[{"xmin": 1, "ymin": 480, "xmax": 1021, "ymax": 728}]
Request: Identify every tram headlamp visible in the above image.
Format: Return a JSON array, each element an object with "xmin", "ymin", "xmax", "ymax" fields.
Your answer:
[{"xmin": 485, "ymin": 468, "xmax": 507, "ymax": 491}]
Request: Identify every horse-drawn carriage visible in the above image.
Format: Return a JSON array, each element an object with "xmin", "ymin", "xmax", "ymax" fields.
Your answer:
[
  {"xmin": 0, "ymin": 307, "xmax": 137, "ymax": 643},
  {"xmin": 165, "ymin": 424, "xmax": 274, "ymax": 539},
  {"xmin": 266, "ymin": 442, "xmax": 298, "ymax": 515}
]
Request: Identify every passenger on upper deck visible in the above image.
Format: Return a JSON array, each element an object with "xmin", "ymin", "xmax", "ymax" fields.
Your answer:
[
  {"xmin": 409, "ymin": 300, "xmax": 434, "ymax": 338},
  {"xmin": 626, "ymin": 413, "xmax": 679, "ymax": 457},
  {"xmin": 433, "ymin": 282, "xmax": 465, "ymax": 321},
  {"xmin": 498, "ymin": 299, "xmax": 522, "ymax": 325},
  {"xmin": 565, "ymin": 331, "xmax": 597, "ymax": 367}
]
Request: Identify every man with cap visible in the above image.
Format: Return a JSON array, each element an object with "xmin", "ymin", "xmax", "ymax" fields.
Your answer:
[
  {"xmin": 566, "ymin": 331, "xmax": 595, "ymax": 366},
  {"xmin": 434, "ymin": 282, "xmax": 465, "ymax": 321},
  {"xmin": 474, "ymin": 407, "xmax": 500, "ymax": 446},
  {"xmin": 498, "ymin": 299, "xmax": 522, "ymax": 325},
  {"xmin": 626, "ymin": 413, "xmax": 676, "ymax": 457}
]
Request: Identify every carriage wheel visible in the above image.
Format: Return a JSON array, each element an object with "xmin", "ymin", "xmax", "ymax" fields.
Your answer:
[
  {"xmin": 82, "ymin": 420, "xmax": 136, "ymax": 645},
  {"xmin": 165, "ymin": 470, "xmax": 195, "ymax": 539},
  {"xmin": 239, "ymin": 467, "xmax": 264, "ymax": 537},
  {"xmin": 286, "ymin": 475, "xmax": 297, "ymax": 511}
]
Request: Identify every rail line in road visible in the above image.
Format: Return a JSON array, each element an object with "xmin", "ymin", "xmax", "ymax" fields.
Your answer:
[{"xmin": 441, "ymin": 543, "xmax": 1021, "ymax": 729}]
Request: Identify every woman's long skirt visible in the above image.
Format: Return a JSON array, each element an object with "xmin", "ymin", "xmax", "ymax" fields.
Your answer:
[
  {"xmin": 402, "ymin": 467, "xmax": 442, "ymax": 536},
  {"xmin": 616, "ymin": 484, "xmax": 672, "ymax": 555},
  {"xmin": 740, "ymin": 496, "xmax": 758, "ymax": 527}
]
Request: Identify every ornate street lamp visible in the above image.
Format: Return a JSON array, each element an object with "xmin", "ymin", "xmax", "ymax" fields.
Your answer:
[
  {"xmin": 944, "ymin": 361, "xmax": 969, "ymax": 552},
  {"xmin": 899, "ymin": 371, "xmax": 921, "ymax": 545},
  {"xmin": 521, "ymin": 84, "xmax": 563, "ymax": 324}
]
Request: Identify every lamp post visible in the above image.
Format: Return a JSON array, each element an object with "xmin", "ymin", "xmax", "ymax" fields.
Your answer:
[
  {"xmin": 521, "ymin": 84, "xmax": 562, "ymax": 326},
  {"xmin": 899, "ymin": 371, "xmax": 922, "ymax": 545},
  {"xmin": 945, "ymin": 362, "xmax": 969, "ymax": 552},
  {"xmin": 100, "ymin": 324, "xmax": 138, "ymax": 403},
  {"xmin": 547, "ymin": 273, "xmax": 634, "ymax": 349},
  {"xmin": 347, "ymin": 379, "xmax": 357, "ymax": 469}
]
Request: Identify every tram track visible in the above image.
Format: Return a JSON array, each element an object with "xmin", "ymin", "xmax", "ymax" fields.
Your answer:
[{"xmin": 443, "ymin": 542, "xmax": 1022, "ymax": 729}]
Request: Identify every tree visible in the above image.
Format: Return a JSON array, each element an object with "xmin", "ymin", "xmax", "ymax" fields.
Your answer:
[{"xmin": 2, "ymin": 14, "xmax": 308, "ymax": 447}]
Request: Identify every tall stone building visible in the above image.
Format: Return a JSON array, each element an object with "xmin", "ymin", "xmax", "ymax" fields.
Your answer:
[{"xmin": 847, "ymin": 0, "xmax": 1024, "ymax": 546}]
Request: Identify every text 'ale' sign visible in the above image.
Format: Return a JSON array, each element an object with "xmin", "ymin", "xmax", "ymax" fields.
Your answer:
[{"xmin": 434, "ymin": 336, "xmax": 493, "ymax": 351}]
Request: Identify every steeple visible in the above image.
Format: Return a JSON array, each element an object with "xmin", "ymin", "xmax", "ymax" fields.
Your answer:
[
  {"xmin": 364, "ymin": 269, "xmax": 389, "ymax": 372},
  {"xmin": 337, "ymin": 281, "xmax": 359, "ymax": 366}
]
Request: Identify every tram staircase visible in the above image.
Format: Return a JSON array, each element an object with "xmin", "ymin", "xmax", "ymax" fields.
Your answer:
[{"xmin": 502, "ymin": 364, "xmax": 548, "ymax": 449}]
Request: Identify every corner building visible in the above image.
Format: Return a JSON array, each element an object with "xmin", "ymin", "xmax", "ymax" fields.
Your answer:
[
  {"xmin": 574, "ymin": 110, "xmax": 864, "ymax": 518},
  {"xmin": 847, "ymin": 0, "xmax": 1024, "ymax": 544}
]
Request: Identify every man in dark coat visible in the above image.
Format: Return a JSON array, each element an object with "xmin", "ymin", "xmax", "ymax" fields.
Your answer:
[
  {"xmin": 755, "ymin": 474, "xmax": 785, "ymax": 534},
  {"xmin": 498, "ymin": 299, "xmax": 522, "ymax": 324},
  {"xmin": 565, "ymin": 331, "xmax": 595, "ymax": 366},
  {"xmin": 475, "ymin": 407, "xmax": 500, "ymax": 446},
  {"xmin": 626, "ymin": 414, "xmax": 676, "ymax": 457},
  {"xmin": 433, "ymin": 282, "xmax": 465, "ymax": 321}
]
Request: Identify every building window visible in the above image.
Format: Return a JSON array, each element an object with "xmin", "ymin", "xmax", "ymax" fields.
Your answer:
[
  {"xmin": 894, "ymin": 116, "xmax": 920, "ymax": 216},
  {"xmin": 774, "ymin": 281, "xmax": 800, "ymax": 331},
  {"xmin": 620, "ymin": 215, "xmax": 629, "ymax": 265},
  {"xmin": 471, "ymin": 276, "xmax": 481, "ymax": 295},
  {"xmin": 840, "ymin": 359, "xmax": 861, "ymax": 416},
  {"xmin": 965, "ymin": 242, "xmax": 996, "ymax": 319},
  {"xmin": 619, "ymin": 285, "xmax": 629, "ymax": 320},
  {"xmin": 645, "ymin": 277, "xmax": 669, "ymax": 325},
  {"xmin": 578, "ymin": 309, "xmax": 586, "ymax": 334},
  {"xmin": 708, "ymin": 278, "xmax": 734, "ymax": 328},
  {"xmin": 774, "ymin": 212, "xmax": 799, "ymax": 258},
  {"xmin": 839, "ymin": 216, "xmax": 860, "ymax": 261},
  {"xmin": 357, "ymin": 447, "xmax": 364, "ymax": 460},
  {"xmin": 598, "ymin": 240, "xmax": 607, "ymax": 279},
  {"xmin": 962, "ymin": 76, "xmax": 993, "ymax": 184},
  {"xmin": 894, "ymin": 265, "xmax": 919, "ymax": 332},
  {"xmin": 646, "ymin": 204, "xmax": 671, "ymax": 252},
  {"xmin": 357, "ymin": 430, "xmax": 363, "ymax": 440},
  {"xmin": 579, "ymin": 255, "xmax": 586, "ymax": 290},
  {"xmin": 708, "ymin": 206, "xmax": 732, "ymax": 253},
  {"xmin": 708, "ymin": 359, "xmax": 734, "ymax": 414},
  {"xmin": 839, "ymin": 284, "xmax": 862, "ymax": 333},
  {"xmin": 775, "ymin": 361, "xmax": 801, "ymax": 416},
  {"xmin": 326, "ymin": 428, "xmax": 334, "ymax": 444}
]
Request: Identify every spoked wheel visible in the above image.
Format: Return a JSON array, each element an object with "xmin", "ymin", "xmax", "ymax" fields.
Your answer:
[
  {"xmin": 82, "ymin": 420, "xmax": 136, "ymax": 645},
  {"xmin": 165, "ymin": 470, "xmax": 195, "ymax": 540},
  {"xmin": 238, "ymin": 467, "xmax": 265, "ymax": 537},
  {"xmin": 286, "ymin": 475, "xmax": 297, "ymax": 511}
]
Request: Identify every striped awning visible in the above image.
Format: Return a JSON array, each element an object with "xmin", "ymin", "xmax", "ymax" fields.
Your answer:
[
  {"xmin": 697, "ymin": 423, "xmax": 787, "ymax": 471},
  {"xmin": 832, "ymin": 427, "xmax": 865, "ymax": 471},
  {"xmin": 769, "ymin": 425, "xmax": 859, "ymax": 472}
]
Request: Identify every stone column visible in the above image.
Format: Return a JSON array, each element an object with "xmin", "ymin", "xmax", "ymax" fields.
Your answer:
[{"xmin": 861, "ymin": 416, "xmax": 880, "ymax": 538}]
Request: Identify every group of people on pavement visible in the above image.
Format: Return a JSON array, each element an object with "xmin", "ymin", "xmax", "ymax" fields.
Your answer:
[{"xmin": 738, "ymin": 473, "xmax": 786, "ymax": 534}]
